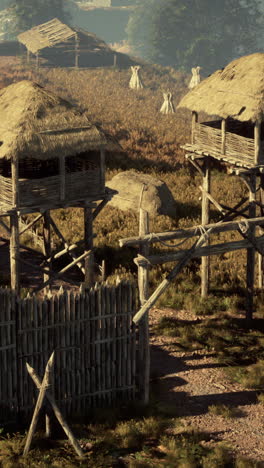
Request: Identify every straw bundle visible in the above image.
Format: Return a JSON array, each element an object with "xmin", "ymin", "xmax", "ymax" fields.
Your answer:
[
  {"xmin": 188, "ymin": 66, "xmax": 201, "ymax": 89},
  {"xmin": 129, "ymin": 66, "xmax": 143, "ymax": 89},
  {"xmin": 160, "ymin": 92, "xmax": 175, "ymax": 114},
  {"xmin": 178, "ymin": 53, "xmax": 264, "ymax": 122}
]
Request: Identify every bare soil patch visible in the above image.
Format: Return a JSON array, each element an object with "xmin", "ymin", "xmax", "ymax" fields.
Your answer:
[{"xmin": 149, "ymin": 307, "xmax": 264, "ymax": 463}]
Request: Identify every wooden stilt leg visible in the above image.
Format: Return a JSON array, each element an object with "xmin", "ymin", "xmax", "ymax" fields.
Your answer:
[
  {"xmin": 246, "ymin": 174, "xmax": 256, "ymax": 320},
  {"xmin": 10, "ymin": 213, "xmax": 20, "ymax": 294},
  {"xmin": 84, "ymin": 206, "xmax": 94, "ymax": 287},
  {"xmin": 43, "ymin": 212, "xmax": 51, "ymax": 292},
  {"xmin": 138, "ymin": 209, "xmax": 150, "ymax": 404},
  {"xmin": 201, "ymin": 157, "xmax": 211, "ymax": 297},
  {"xmin": 258, "ymin": 174, "xmax": 264, "ymax": 289}
]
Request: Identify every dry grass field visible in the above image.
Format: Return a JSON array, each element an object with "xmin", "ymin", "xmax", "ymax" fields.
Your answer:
[{"xmin": 0, "ymin": 56, "xmax": 264, "ymax": 467}]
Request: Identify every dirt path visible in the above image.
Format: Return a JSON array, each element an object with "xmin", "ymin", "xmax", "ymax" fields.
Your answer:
[{"xmin": 149, "ymin": 307, "xmax": 264, "ymax": 463}]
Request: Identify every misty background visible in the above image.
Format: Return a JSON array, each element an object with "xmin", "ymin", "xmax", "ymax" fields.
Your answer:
[{"xmin": 0, "ymin": 0, "xmax": 263, "ymax": 75}]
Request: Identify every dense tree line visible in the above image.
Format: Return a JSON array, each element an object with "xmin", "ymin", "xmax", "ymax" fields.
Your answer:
[{"xmin": 126, "ymin": 0, "xmax": 264, "ymax": 75}]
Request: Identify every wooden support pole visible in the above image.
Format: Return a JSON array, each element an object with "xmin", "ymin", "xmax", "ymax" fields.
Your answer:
[
  {"xmin": 11, "ymin": 156, "xmax": 19, "ymax": 208},
  {"xmin": 23, "ymin": 352, "xmax": 54, "ymax": 456},
  {"xmin": 19, "ymin": 214, "xmax": 43, "ymax": 237},
  {"xmin": 75, "ymin": 33, "xmax": 79, "ymax": 68},
  {"xmin": 43, "ymin": 212, "xmax": 51, "ymax": 292},
  {"xmin": 10, "ymin": 213, "xmax": 20, "ymax": 294},
  {"xmin": 59, "ymin": 156, "xmax": 66, "ymax": 201},
  {"xmin": 26, "ymin": 362, "xmax": 84, "ymax": 458},
  {"xmin": 258, "ymin": 174, "xmax": 264, "ymax": 288},
  {"xmin": 254, "ymin": 121, "xmax": 261, "ymax": 165},
  {"xmin": 36, "ymin": 52, "xmax": 39, "ymax": 69},
  {"xmin": 191, "ymin": 111, "xmax": 198, "ymax": 144},
  {"xmin": 138, "ymin": 209, "xmax": 150, "ymax": 404},
  {"xmin": 100, "ymin": 147, "xmax": 105, "ymax": 193},
  {"xmin": 84, "ymin": 206, "xmax": 94, "ymax": 287},
  {"xmin": 221, "ymin": 118, "xmax": 226, "ymax": 155},
  {"xmin": 246, "ymin": 173, "xmax": 256, "ymax": 320},
  {"xmin": 201, "ymin": 157, "xmax": 211, "ymax": 297}
]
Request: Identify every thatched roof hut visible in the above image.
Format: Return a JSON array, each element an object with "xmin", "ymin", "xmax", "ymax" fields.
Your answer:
[
  {"xmin": 0, "ymin": 80, "xmax": 117, "ymax": 160},
  {"xmin": 177, "ymin": 53, "xmax": 264, "ymax": 169},
  {"xmin": 178, "ymin": 53, "xmax": 264, "ymax": 123},
  {"xmin": 17, "ymin": 17, "xmax": 132, "ymax": 67},
  {"xmin": 0, "ymin": 80, "xmax": 120, "ymax": 211}
]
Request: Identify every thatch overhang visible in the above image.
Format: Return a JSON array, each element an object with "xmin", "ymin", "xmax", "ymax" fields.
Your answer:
[
  {"xmin": 0, "ymin": 80, "xmax": 120, "ymax": 160},
  {"xmin": 177, "ymin": 53, "xmax": 264, "ymax": 123},
  {"xmin": 17, "ymin": 18, "xmax": 76, "ymax": 54}
]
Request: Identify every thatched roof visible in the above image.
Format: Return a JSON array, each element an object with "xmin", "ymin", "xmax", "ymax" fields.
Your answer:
[
  {"xmin": 18, "ymin": 18, "xmax": 76, "ymax": 54},
  {"xmin": 17, "ymin": 18, "xmax": 111, "ymax": 55},
  {"xmin": 177, "ymin": 53, "xmax": 264, "ymax": 122},
  {"xmin": 0, "ymin": 80, "xmax": 120, "ymax": 160}
]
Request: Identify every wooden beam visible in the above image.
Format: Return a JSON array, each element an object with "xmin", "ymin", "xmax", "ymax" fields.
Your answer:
[
  {"xmin": 138, "ymin": 209, "xmax": 150, "ymax": 404},
  {"xmin": 43, "ymin": 212, "xmax": 51, "ymax": 291},
  {"xmin": 10, "ymin": 213, "xmax": 20, "ymax": 294},
  {"xmin": 11, "ymin": 156, "xmax": 19, "ymax": 208},
  {"xmin": 134, "ymin": 235, "xmax": 264, "ymax": 267},
  {"xmin": 49, "ymin": 215, "xmax": 85, "ymax": 275},
  {"xmin": 120, "ymin": 216, "xmax": 264, "ymax": 247},
  {"xmin": 254, "ymin": 121, "xmax": 261, "ymax": 165},
  {"xmin": 26, "ymin": 360, "xmax": 84, "ymax": 458},
  {"xmin": 221, "ymin": 119, "xmax": 226, "ymax": 155},
  {"xmin": 191, "ymin": 111, "xmax": 198, "ymax": 144},
  {"xmin": 201, "ymin": 157, "xmax": 210, "ymax": 297},
  {"xmin": 84, "ymin": 207, "xmax": 94, "ymax": 287},
  {"xmin": 92, "ymin": 197, "xmax": 109, "ymax": 220},
  {"xmin": 258, "ymin": 174, "xmax": 264, "ymax": 288},
  {"xmin": 246, "ymin": 173, "xmax": 256, "ymax": 319},
  {"xmin": 199, "ymin": 185, "xmax": 226, "ymax": 215},
  {"xmin": 19, "ymin": 214, "xmax": 43, "ymax": 236}
]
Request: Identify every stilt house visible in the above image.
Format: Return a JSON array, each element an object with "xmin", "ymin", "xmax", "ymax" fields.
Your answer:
[
  {"xmin": 0, "ymin": 80, "xmax": 117, "ymax": 214},
  {"xmin": 177, "ymin": 53, "xmax": 264, "ymax": 169}
]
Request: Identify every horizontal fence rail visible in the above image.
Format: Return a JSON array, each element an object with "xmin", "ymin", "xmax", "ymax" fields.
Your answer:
[{"xmin": 0, "ymin": 281, "xmax": 139, "ymax": 424}]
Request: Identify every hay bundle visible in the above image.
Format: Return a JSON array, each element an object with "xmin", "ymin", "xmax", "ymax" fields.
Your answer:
[
  {"xmin": 188, "ymin": 66, "xmax": 201, "ymax": 89},
  {"xmin": 160, "ymin": 92, "xmax": 175, "ymax": 114},
  {"xmin": 129, "ymin": 65, "xmax": 143, "ymax": 89}
]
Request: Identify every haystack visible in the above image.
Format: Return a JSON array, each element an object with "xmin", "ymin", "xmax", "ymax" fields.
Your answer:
[
  {"xmin": 188, "ymin": 66, "xmax": 201, "ymax": 89},
  {"xmin": 129, "ymin": 66, "xmax": 143, "ymax": 89},
  {"xmin": 160, "ymin": 92, "xmax": 175, "ymax": 114}
]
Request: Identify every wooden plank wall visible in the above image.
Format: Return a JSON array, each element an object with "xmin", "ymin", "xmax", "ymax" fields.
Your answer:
[{"xmin": 0, "ymin": 281, "xmax": 138, "ymax": 424}]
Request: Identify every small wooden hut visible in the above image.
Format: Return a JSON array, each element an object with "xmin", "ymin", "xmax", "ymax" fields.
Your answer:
[
  {"xmin": 177, "ymin": 53, "xmax": 264, "ymax": 318},
  {"xmin": 0, "ymin": 80, "xmax": 119, "ymax": 293},
  {"xmin": 17, "ymin": 18, "xmax": 115, "ymax": 68},
  {"xmin": 177, "ymin": 53, "xmax": 264, "ymax": 169}
]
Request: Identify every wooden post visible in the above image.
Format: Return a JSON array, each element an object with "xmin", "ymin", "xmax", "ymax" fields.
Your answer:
[
  {"xmin": 10, "ymin": 156, "xmax": 20, "ymax": 293},
  {"xmin": 10, "ymin": 214, "xmax": 20, "ymax": 294},
  {"xmin": 254, "ymin": 121, "xmax": 261, "ymax": 165},
  {"xmin": 113, "ymin": 54, "xmax": 117, "ymax": 67},
  {"xmin": 100, "ymin": 147, "xmax": 105, "ymax": 193},
  {"xmin": 191, "ymin": 111, "xmax": 198, "ymax": 144},
  {"xmin": 221, "ymin": 118, "xmax": 226, "ymax": 155},
  {"xmin": 246, "ymin": 173, "xmax": 256, "ymax": 319},
  {"xmin": 258, "ymin": 174, "xmax": 264, "ymax": 289},
  {"xmin": 27, "ymin": 49, "xmax": 30, "ymax": 64},
  {"xmin": 59, "ymin": 155, "xmax": 66, "ymax": 201},
  {"xmin": 84, "ymin": 206, "xmax": 94, "ymax": 287},
  {"xmin": 43, "ymin": 212, "xmax": 51, "ymax": 292},
  {"xmin": 36, "ymin": 52, "xmax": 39, "ymax": 69},
  {"xmin": 138, "ymin": 208, "xmax": 150, "ymax": 404},
  {"xmin": 201, "ymin": 157, "xmax": 211, "ymax": 297},
  {"xmin": 75, "ymin": 34, "xmax": 79, "ymax": 68}
]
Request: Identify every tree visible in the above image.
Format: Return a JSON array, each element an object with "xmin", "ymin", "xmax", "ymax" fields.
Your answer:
[
  {"xmin": 126, "ymin": 0, "xmax": 263, "ymax": 75},
  {"xmin": 12, "ymin": 0, "xmax": 71, "ymax": 34}
]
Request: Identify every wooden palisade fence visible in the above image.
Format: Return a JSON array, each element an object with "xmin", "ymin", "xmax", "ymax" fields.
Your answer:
[{"xmin": 0, "ymin": 280, "xmax": 144, "ymax": 425}]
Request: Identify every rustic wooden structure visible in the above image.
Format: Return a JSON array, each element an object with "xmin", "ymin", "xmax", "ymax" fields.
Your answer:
[
  {"xmin": 18, "ymin": 18, "xmax": 116, "ymax": 68},
  {"xmin": 23, "ymin": 351, "xmax": 84, "ymax": 458},
  {"xmin": 177, "ymin": 52, "xmax": 264, "ymax": 317},
  {"xmin": 0, "ymin": 281, "xmax": 144, "ymax": 425},
  {"xmin": 121, "ymin": 53, "xmax": 264, "ymax": 322},
  {"xmin": 0, "ymin": 80, "xmax": 119, "ymax": 293}
]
